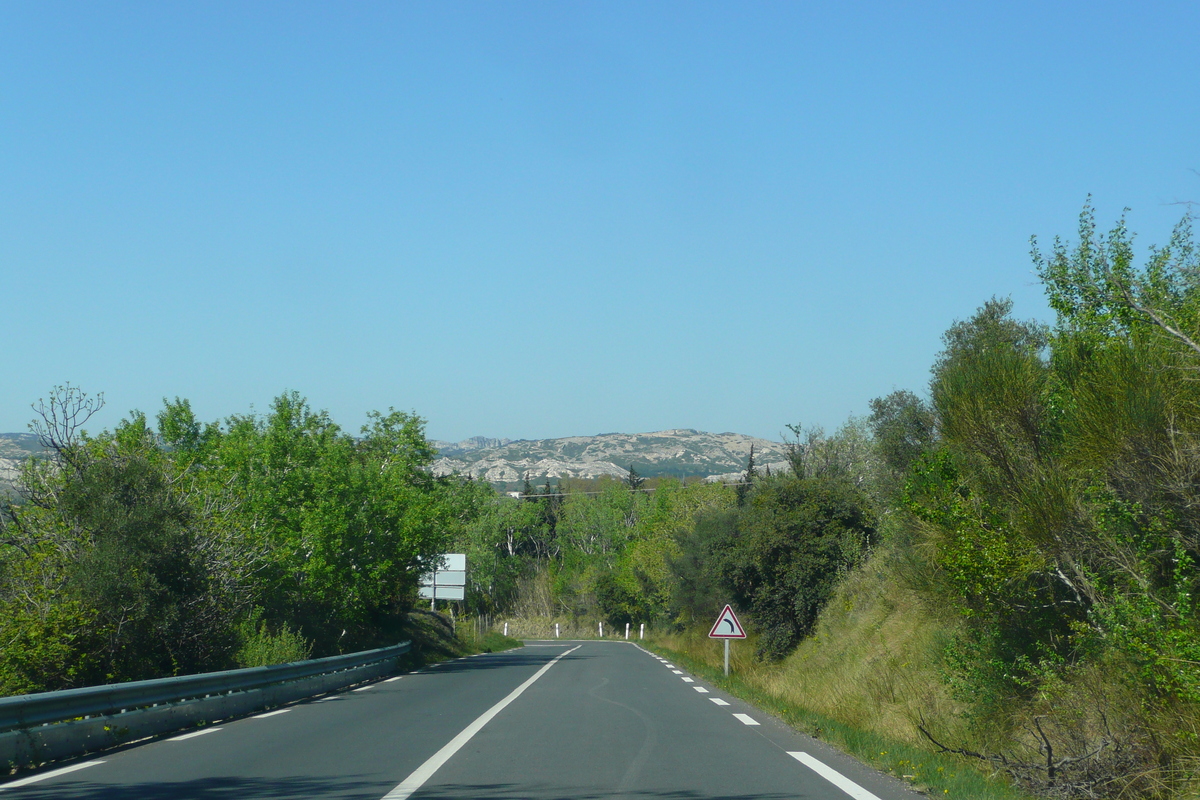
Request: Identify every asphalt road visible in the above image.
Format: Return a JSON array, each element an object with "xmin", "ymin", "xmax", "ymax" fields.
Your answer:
[{"xmin": 0, "ymin": 641, "xmax": 920, "ymax": 800}]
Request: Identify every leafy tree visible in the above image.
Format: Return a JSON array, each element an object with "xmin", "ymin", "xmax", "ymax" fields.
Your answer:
[
  {"xmin": 868, "ymin": 390, "xmax": 937, "ymax": 476},
  {"xmin": 200, "ymin": 393, "xmax": 450, "ymax": 652},
  {"xmin": 718, "ymin": 474, "xmax": 876, "ymax": 659},
  {"xmin": 0, "ymin": 389, "xmax": 249, "ymax": 690},
  {"xmin": 736, "ymin": 444, "xmax": 757, "ymax": 506},
  {"xmin": 670, "ymin": 509, "xmax": 737, "ymax": 626}
]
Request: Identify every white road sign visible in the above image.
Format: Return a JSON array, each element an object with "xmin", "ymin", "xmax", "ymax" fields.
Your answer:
[
  {"xmin": 708, "ymin": 605, "xmax": 746, "ymax": 639},
  {"xmin": 418, "ymin": 585, "xmax": 465, "ymax": 601},
  {"xmin": 419, "ymin": 553, "xmax": 467, "ymax": 604}
]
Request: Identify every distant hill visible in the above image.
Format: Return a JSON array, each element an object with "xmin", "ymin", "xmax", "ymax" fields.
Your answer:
[
  {"xmin": 0, "ymin": 429, "xmax": 791, "ymax": 495},
  {"xmin": 428, "ymin": 436, "xmax": 515, "ymax": 458},
  {"xmin": 430, "ymin": 429, "xmax": 789, "ymax": 484},
  {"xmin": 0, "ymin": 433, "xmax": 46, "ymax": 497}
]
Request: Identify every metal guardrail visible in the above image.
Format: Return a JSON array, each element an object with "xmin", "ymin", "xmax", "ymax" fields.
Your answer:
[{"xmin": 0, "ymin": 641, "xmax": 411, "ymax": 733}]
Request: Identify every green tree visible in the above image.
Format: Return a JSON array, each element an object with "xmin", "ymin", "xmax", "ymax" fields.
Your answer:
[
  {"xmin": 718, "ymin": 474, "xmax": 876, "ymax": 659},
  {"xmin": 868, "ymin": 390, "xmax": 937, "ymax": 476},
  {"xmin": 625, "ymin": 464, "xmax": 645, "ymax": 492}
]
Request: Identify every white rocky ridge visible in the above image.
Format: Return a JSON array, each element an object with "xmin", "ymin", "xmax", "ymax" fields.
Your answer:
[
  {"xmin": 430, "ymin": 429, "xmax": 790, "ymax": 483},
  {"xmin": 0, "ymin": 433, "xmax": 44, "ymax": 497}
]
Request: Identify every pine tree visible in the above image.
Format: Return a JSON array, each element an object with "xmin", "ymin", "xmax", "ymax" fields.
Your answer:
[{"xmin": 625, "ymin": 464, "xmax": 645, "ymax": 492}]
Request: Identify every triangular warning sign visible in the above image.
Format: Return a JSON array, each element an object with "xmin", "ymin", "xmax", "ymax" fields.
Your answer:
[{"xmin": 708, "ymin": 604, "xmax": 746, "ymax": 639}]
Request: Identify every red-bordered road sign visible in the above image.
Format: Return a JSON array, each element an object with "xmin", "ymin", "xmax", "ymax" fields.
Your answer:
[{"xmin": 708, "ymin": 604, "xmax": 747, "ymax": 639}]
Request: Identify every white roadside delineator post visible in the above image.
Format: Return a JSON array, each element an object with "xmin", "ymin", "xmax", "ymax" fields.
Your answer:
[
  {"xmin": 599, "ymin": 621, "xmax": 603, "ymax": 638},
  {"xmin": 639, "ymin": 623, "xmax": 644, "ymax": 640},
  {"xmin": 503, "ymin": 622, "xmax": 508, "ymax": 637},
  {"xmin": 625, "ymin": 623, "xmax": 629, "ymax": 640},
  {"xmin": 555, "ymin": 623, "xmax": 560, "ymax": 639}
]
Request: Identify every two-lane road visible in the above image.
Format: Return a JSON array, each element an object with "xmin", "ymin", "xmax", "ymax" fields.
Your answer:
[{"xmin": 2, "ymin": 642, "xmax": 919, "ymax": 800}]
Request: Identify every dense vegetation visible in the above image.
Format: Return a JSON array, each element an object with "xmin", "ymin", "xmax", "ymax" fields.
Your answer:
[
  {"xmin": 5, "ymin": 203, "xmax": 1200, "ymax": 797},
  {"xmin": 0, "ymin": 390, "xmax": 464, "ymax": 693},
  {"xmin": 453, "ymin": 205, "xmax": 1200, "ymax": 797}
]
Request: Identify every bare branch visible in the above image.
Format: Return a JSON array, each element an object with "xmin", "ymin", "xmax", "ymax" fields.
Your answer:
[
  {"xmin": 1114, "ymin": 280, "xmax": 1200, "ymax": 357},
  {"xmin": 29, "ymin": 384, "xmax": 104, "ymax": 470}
]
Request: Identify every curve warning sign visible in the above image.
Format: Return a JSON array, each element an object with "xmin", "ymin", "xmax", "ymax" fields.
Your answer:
[{"xmin": 707, "ymin": 604, "xmax": 746, "ymax": 639}]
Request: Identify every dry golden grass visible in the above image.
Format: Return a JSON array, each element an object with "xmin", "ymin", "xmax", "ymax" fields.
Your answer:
[
  {"xmin": 650, "ymin": 542, "xmax": 1200, "ymax": 799},
  {"xmin": 652, "ymin": 540, "xmax": 967, "ymax": 750}
]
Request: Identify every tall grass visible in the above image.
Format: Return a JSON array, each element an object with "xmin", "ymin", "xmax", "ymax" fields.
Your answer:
[{"xmin": 648, "ymin": 540, "xmax": 1032, "ymax": 800}]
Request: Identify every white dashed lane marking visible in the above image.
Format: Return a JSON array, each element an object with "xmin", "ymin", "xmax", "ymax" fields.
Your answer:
[
  {"xmin": 789, "ymin": 752, "xmax": 882, "ymax": 800},
  {"xmin": 0, "ymin": 761, "xmax": 105, "ymax": 790},
  {"xmin": 252, "ymin": 709, "xmax": 291, "ymax": 718},
  {"xmin": 645, "ymin": 650, "xmax": 884, "ymax": 800},
  {"xmin": 170, "ymin": 727, "xmax": 222, "ymax": 741}
]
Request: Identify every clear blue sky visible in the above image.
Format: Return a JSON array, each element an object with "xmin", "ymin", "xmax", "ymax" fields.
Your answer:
[{"xmin": 4, "ymin": 2, "xmax": 1198, "ymax": 443}]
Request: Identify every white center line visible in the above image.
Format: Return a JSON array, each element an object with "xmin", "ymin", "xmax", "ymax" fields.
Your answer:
[
  {"xmin": 733, "ymin": 713, "xmax": 759, "ymax": 726},
  {"xmin": 693, "ymin": 686, "xmax": 709, "ymax": 693},
  {"xmin": 671, "ymin": 670, "xmax": 683, "ymax": 674},
  {"xmin": 170, "ymin": 727, "xmax": 222, "ymax": 741},
  {"xmin": 253, "ymin": 709, "xmax": 292, "ymax": 718},
  {"xmin": 384, "ymin": 676, "xmax": 404, "ymax": 683},
  {"xmin": 789, "ymin": 752, "xmax": 882, "ymax": 800},
  {"xmin": 381, "ymin": 645, "xmax": 582, "ymax": 800},
  {"xmin": 710, "ymin": 698, "xmax": 730, "ymax": 706},
  {"xmin": 353, "ymin": 684, "xmax": 375, "ymax": 692},
  {"xmin": 681, "ymin": 677, "xmax": 694, "ymax": 683},
  {"xmin": 0, "ymin": 761, "xmax": 105, "ymax": 790}
]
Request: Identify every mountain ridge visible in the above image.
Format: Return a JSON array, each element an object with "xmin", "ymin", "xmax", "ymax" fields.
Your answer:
[{"xmin": 430, "ymin": 429, "xmax": 789, "ymax": 484}]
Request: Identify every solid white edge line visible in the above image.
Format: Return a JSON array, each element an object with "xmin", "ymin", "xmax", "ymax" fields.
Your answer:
[
  {"xmin": 253, "ymin": 708, "xmax": 292, "ymax": 718},
  {"xmin": 381, "ymin": 644, "xmax": 582, "ymax": 800},
  {"xmin": 789, "ymin": 752, "xmax": 883, "ymax": 800},
  {"xmin": 169, "ymin": 727, "xmax": 222, "ymax": 741},
  {"xmin": 0, "ymin": 760, "xmax": 106, "ymax": 790},
  {"xmin": 733, "ymin": 713, "xmax": 759, "ymax": 726}
]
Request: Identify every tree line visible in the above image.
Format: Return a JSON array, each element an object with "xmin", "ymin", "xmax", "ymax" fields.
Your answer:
[
  {"xmin": 0, "ymin": 390, "xmax": 464, "ymax": 694},
  {"xmin": 6, "ymin": 203, "xmax": 1200, "ymax": 794}
]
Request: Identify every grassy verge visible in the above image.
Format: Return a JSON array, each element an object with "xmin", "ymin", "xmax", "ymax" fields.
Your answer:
[
  {"xmin": 642, "ymin": 537, "xmax": 1039, "ymax": 800},
  {"xmin": 643, "ymin": 638, "xmax": 1031, "ymax": 800},
  {"xmin": 400, "ymin": 610, "xmax": 522, "ymax": 671}
]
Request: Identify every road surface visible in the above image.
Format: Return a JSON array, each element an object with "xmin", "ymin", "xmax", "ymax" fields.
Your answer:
[{"xmin": 1, "ymin": 641, "xmax": 919, "ymax": 800}]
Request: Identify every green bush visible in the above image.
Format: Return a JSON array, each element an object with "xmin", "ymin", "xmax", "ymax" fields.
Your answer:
[{"xmin": 234, "ymin": 610, "xmax": 312, "ymax": 668}]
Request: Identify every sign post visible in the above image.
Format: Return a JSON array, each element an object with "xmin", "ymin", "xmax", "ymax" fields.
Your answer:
[{"xmin": 707, "ymin": 604, "xmax": 746, "ymax": 677}]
